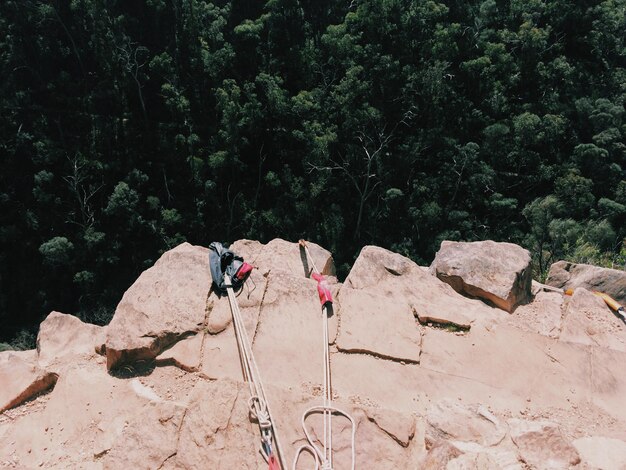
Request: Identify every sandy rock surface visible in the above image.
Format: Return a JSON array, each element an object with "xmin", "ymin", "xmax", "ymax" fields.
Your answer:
[
  {"xmin": 2, "ymin": 238, "xmax": 626, "ymax": 469},
  {"xmin": 0, "ymin": 350, "xmax": 57, "ymax": 413}
]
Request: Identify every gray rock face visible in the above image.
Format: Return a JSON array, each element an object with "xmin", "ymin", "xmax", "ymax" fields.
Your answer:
[
  {"xmin": 547, "ymin": 260, "xmax": 626, "ymax": 304},
  {"xmin": 430, "ymin": 240, "xmax": 533, "ymax": 312},
  {"xmin": 105, "ymin": 242, "xmax": 211, "ymax": 370}
]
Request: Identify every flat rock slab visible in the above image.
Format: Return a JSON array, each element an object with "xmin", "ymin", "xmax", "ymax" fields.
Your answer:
[
  {"xmin": 430, "ymin": 240, "xmax": 532, "ymax": 312},
  {"xmin": 426, "ymin": 400, "xmax": 505, "ymax": 447},
  {"xmin": 336, "ymin": 287, "xmax": 421, "ymax": 363},
  {"xmin": 105, "ymin": 242, "xmax": 211, "ymax": 370},
  {"xmin": 420, "ymin": 324, "xmax": 626, "ymax": 422},
  {"xmin": 560, "ymin": 288, "xmax": 626, "ymax": 352},
  {"xmin": 0, "ymin": 350, "xmax": 57, "ymax": 413},
  {"xmin": 508, "ymin": 419, "xmax": 580, "ymax": 468},
  {"xmin": 252, "ymin": 270, "xmax": 339, "ymax": 390},
  {"xmin": 0, "ymin": 364, "xmax": 151, "ymax": 468},
  {"xmin": 547, "ymin": 260, "xmax": 626, "ymax": 304},
  {"xmin": 37, "ymin": 311, "xmax": 105, "ymax": 368},
  {"xmin": 573, "ymin": 436, "xmax": 626, "ymax": 469}
]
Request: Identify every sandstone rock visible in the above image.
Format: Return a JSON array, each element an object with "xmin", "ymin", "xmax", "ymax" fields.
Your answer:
[
  {"xmin": 446, "ymin": 451, "xmax": 506, "ymax": 470},
  {"xmin": 508, "ymin": 290, "xmax": 564, "ymax": 338},
  {"xmin": 172, "ymin": 379, "xmax": 260, "ymax": 469},
  {"xmin": 426, "ymin": 400, "xmax": 506, "ymax": 447},
  {"xmin": 202, "ymin": 268, "xmax": 339, "ymax": 388},
  {"xmin": 251, "ymin": 271, "xmax": 339, "ymax": 390},
  {"xmin": 364, "ymin": 408, "xmax": 418, "ymax": 448},
  {"xmin": 37, "ymin": 311, "xmax": 106, "ymax": 367},
  {"xmin": 419, "ymin": 324, "xmax": 600, "ymax": 413},
  {"xmin": 0, "ymin": 364, "xmax": 151, "ymax": 468},
  {"xmin": 547, "ymin": 260, "xmax": 626, "ymax": 304},
  {"xmin": 421, "ymin": 440, "xmax": 463, "ymax": 469},
  {"xmin": 156, "ymin": 332, "xmax": 203, "ymax": 372},
  {"xmin": 336, "ymin": 287, "xmax": 422, "ymax": 363},
  {"xmin": 105, "ymin": 242, "xmax": 211, "ymax": 370},
  {"xmin": 446, "ymin": 444, "xmax": 523, "ymax": 470},
  {"xmin": 573, "ymin": 436, "xmax": 626, "ymax": 469},
  {"xmin": 559, "ymin": 288, "xmax": 626, "ymax": 352},
  {"xmin": 103, "ymin": 401, "xmax": 186, "ymax": 469},
  {"xmin": 232, "ymin": 237, "xmax": 335, "ymax": 276},
  {"xmin": 508, "ymin": 419, "xmax": 580, "ymax": 468},
  {"xmin": 5, "ymin": 239, "xmax": 626, "ymax": 470},
  {"xmin": 0, "ymin": 350, "xmax": 58, "ymax": 412},
  {"xmin": 345, "ymin": 245, "xmax": 506, "ymax": 328},
  {"xmin": 430, "ymin": 240, "xmax": 532, "ymax": 312}
]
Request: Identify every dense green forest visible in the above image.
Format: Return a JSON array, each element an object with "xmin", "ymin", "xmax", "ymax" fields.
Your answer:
[{"xmin": 1, "ymin": 0, "xmax": 624, "ymax": 346}]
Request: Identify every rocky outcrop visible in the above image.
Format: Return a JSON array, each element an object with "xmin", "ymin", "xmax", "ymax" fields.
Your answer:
[
  {"xmin": 430, "ymin": 240, "xmax": 532, "ymax": 312},
  {"xmin": 345, "ymin": 245, "xmax": 506, "ymax": 329},
  {"xmin": 105, "ymin": 242, "xmax": 211, "ymax": 370},
  {"xmin": 37, "ymin": 311, "xmax": 106, "ymax": 368},
  {"xmin": 231, "ymin": 237, "xmax": 335, "ymax": 277},
  {"xmin": 547, "ymin": 260, "xmax": 626, "ymax": 304},
  {"xmin": 0, "ymin": 351, "xmax": 57, "ymax": 413},
  {"xmin": 2, "ymin": 238, "xmax": 626, "ymax": 469}
]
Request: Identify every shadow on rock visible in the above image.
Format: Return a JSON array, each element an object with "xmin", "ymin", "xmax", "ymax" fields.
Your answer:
[{"xmin": 108, "ymin": 359, "xmax": 156, "ymax": 379}]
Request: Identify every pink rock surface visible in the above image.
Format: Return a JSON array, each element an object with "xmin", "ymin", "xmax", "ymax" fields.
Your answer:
[
  {"xmin": 105, "ymin": 242, "xmax": 211, "ymax": 370},
  {"xmin": 0, "ymin": 350, "xmax": 57, "ymax": 413},
  {"xmin": 37, "ymin": 311, "xmax": 106, "ymax": 368}
]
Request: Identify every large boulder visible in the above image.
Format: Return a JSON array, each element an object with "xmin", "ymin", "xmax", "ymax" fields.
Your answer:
[
  {"xmin": 37, "ymin": 311, "xmax": 106, "ymax": 368},
  {"xmin": 547, "ymin": 260, "xmax": 626, "ymax": 304},
  {"xmin": 0, "ymin": 350, "xmax": 58, "ymax": 413},
  {"xmin": 105, "ymin": 242, "xmax": 211, "ymax": 370},
  {"xmin": 344, "ymin": 245, "xmax": 506, "ymax": 329},
  {"xmin": 430, "ymin": 240, "xmax": 532, "ymax": 312}
]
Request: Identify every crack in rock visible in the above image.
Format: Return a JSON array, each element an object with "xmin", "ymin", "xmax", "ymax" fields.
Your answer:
[{"xmin": 334, "ymin": 347, "xmax": 420, "ymax": 365}]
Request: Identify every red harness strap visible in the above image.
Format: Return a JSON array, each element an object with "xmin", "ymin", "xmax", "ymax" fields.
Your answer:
[
  {"xmin": 312, "ymin": 273, "xmax": 333, "ymax": 307},
  {"xmin": 268, "ymin": 453, "xmax": 281, "ymax": 470}
]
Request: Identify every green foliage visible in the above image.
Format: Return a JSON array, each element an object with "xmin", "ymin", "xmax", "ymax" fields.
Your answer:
[
  {"xmin": 1, "ymin": 0, "xmax": 625, "ymax": 343},
  {"xmin": 9, "ymin": 329, "xmax": 36, "ymax": 351},
  {"xmin": 39, "ymin": 237, "xmax": 75, "ymax": 266}
]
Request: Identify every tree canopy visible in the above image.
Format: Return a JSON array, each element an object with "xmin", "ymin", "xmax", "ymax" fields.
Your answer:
[{"xmin": 1, "ymin": 0, "xmax": 624, "ymax": 345}]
